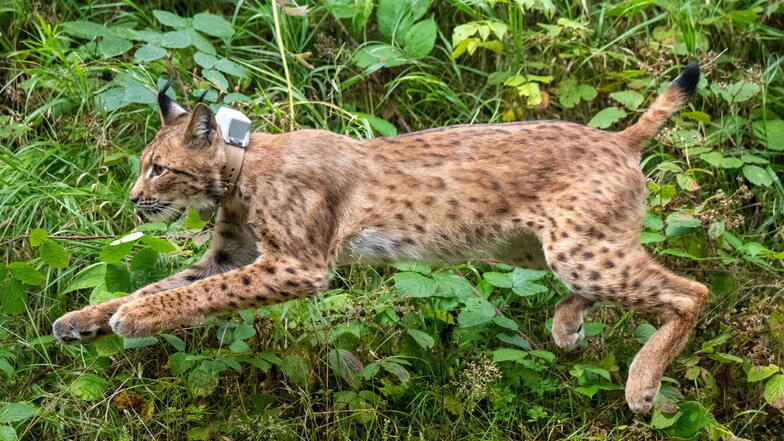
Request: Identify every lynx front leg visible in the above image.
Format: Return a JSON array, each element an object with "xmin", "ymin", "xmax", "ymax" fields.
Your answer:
[
  {"xmin": 53, "ymin": 210, "xmax": 258, "ymax": 344},
  {"xmin": 109, "ymin": 255, "xmax": 331, "ymax": 338}
]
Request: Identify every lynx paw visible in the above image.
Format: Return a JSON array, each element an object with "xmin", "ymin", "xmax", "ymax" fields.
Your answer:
[
  {"xmin": 551, "ymin": 321, "xmax": 584, "ymax": 350},
  {"xmin": 109, "ymin": 303, "xmax": 158, "ymax": 338},
  {"xmin": 53, "ymin": 308, "xmax": 112, "ymax": 344},
  {"xmin": 625, "ymin": 378, "xmax": 659, "ymax": 414}
]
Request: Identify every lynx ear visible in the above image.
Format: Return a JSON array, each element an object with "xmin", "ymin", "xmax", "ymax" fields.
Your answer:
[
  {"xmin": 185, "ymin": 103, "xmax": 217, "ymax": 148},
  {"xmin": 158, "ymin": 80, "xmax": 188, "ymax": 126}
]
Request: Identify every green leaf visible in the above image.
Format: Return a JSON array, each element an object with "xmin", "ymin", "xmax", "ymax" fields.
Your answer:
[
  {"xmin": 70, "ymin": 374, "xmax": 107, "ymax": 401},
  {"xmin": 133, "ymin": 30, "xmax": 162, "ymax": 45},
  {"xmin": 394, "ymin": 271, "xmax": 436, "ymax": 298},
  {"xmin": 665, "ymin": 212, "xmax": 701, "ymax": 236},
  {"xmin": 134, "ymin": 44, "xmax": 167, "ymax": 62},
  {"xmin": 123, "ymin": 337, "xmax": 158, "ymax": 349},
  {"xmin": 63, "ymin": 264, "xmax": 106, "ymax": 293},
  {"xmin": 0, "ymin": 279, "xmax": 26, "ymax": 315},
  {"xmin": 161, "ymin": 334, "xmax": 186, "ymax": 352},
  {"xmin": 355, "ymin": 112, "xmax": 398, "ymax": 137},
  {"xmin": 457, "ymin": 297, "xmax": 496, "ymax": 328},
  {"xmin": 642, "ymin": 213, "xmax": 664, "ymax": 230},
  {"xmin": 661, "ymin": 401, "xmax": 712, "ymax": 438},
  {"xmin": 187, "ymin": 366, "xmax": 220, "ymax": 397},
  {"xmin": 62, "ymin": 21, "xmax": 111, "ymax": 39},
  {"xmin": 9, "ymin": 262, "xmax": 44, "ymax": 285},
  {"xmin": 194, "ymin": 52, "xmax": 218, "ymax": 69},
  {"xmin": 497, "ymin": 332, "xmax": 531, "ymax": 349},
  {"xmin": 184, "ymin": 28, "xmax": 216, "ymax": 55},
  {"xmin": 29, "ymin": 229, "xmax": 47, "ymax": 247},
  {"xmin": 510, "ymin": 267, "xmax": 548, "ymax": 283},
  {"xmin": 747, "ymin": 365, "xmax": 780, "ymax": 383},
  {"xmin": 193, "ymin": 13, "xmax": 235, "ymax": 39},
  {"xmin": 99, "ymin": 37, "xmax": 132, "ymax": 58},
  {"xmin": 184, "ymin": 208, "xmax": 209, "ymax": 230},
  {"xmin": 407, "ymin": 329, "xmax": 435, "ymax": 348},
  {"xmin": 484, "ymin": 271, "xmax": 513, "ymax": 288},
  {"xmin": 492, "ymin": 348, "xmax": 527, "ymax": 362},
  {"xmin": 95, "ymin": 335, "xmax": 123, "ymax": 357},
  {"xmin": 640, "ymin": 231, "xmax": 666, "ymax": 244},
  {"xmin": 130, "ymin": 247, "xmax": 159, "ymax": 271},
  {"xmin": 215, "ymin": 58, "xmax": 246, "ymax": 78},
  {"xmin": 281, "ymin": 355, "xmax": 311, "ymax": 385},
  {"xmin": 0, "ymin": 426, "xmax": 17, "ymax": 441},
  {"xmin": 39, "ymin": 240, "xmax": 69, "ymax": 268},
  {"xmin": 353, "ymin": 44, "xmax": 408, "ymax": 69},
  {"xmin": 764, "ymin": 374, "xmax": 784, "ymax": 408},
  {"xmin": 588, "ymin": 107, "xmax": 627, "ymax": 129},
  {"xmin": 100, "ymin": 233, "xmax": 142, "ymax": 263},
  {"xmin": 610, "ymin": 90, "xmax": 644, "ymax": 110},
  {"xmin": 636, "ymin": 322, "xmax": 656, "ymax": 344},
  {"xmin": 160, "ymin": 30, "xmax": 191, "ymax": 49},
  {"xmin": 104, "ymin": 263, "xmax": 131, "ymax": 293},
  {"xmin": 742, "ymin": 165, "xmax": 773, "ymax": 187},
  {"xmin": 203, "ymin": 68, "xmax": 228, "ymax": 91},
  {"xmin": 492, "ymin": 316, "xmax": 518, "ymax": 330},
  {"xmin": 404, "ymin": 17, "xmax": 437, "ymax": 59},
  {"xmin": 153, "ymin": 10, "xmax": 187, "ymax": 28},
  {"xmin": 0, "ymin": 403, "xmax": 37, "ymax": 424},
  {"xmin": 752, "ymin": 119, "xmax": 784, "ymax": 151},
  {"xmin": 139, "ymin": 235, "xmax": 176, "ymax": 253},
  {"xmin": 511, "ymin": 282, "xmax": 548, "ymax": 296}
]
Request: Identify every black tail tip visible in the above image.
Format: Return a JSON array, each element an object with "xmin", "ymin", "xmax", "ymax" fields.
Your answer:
[{"xmin": 671, "ymin": 61, "xmax": 700, "ymax": 96}]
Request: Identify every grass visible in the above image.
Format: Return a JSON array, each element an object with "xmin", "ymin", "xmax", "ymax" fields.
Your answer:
[{"xmin": 1, "ymin": 0, "xmax": 783, "ymax": 440}]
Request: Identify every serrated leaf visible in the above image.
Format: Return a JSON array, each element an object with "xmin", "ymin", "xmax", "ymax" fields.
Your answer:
[
  {"xmin": 70, "ymin": 374, "xmax": 107, "ymax": 401},
  {"xmin": 764, "ymin": 374, "xmax": 784, "ymax": 408},
  {"xmin": 407, "ymin": 329, "xmax": 435, "ymax": 348},
  {"xmin": 29, "ymin": 229, "xmax": 47, "ymax": 247},
  {"xmin": 457, "ymin": 297, "xmax": 495, "ymax": 328},
  {"xmin": 134, "ymin": 44, "xmax": 167, "ymax": 62},
  {"xmin": 187, "ymin": 366, "xmax": 220, "ymax": 397},
  {"xmin": 394, "ymin": 271, "xmax": 436, "ymax": 298},
  {"xmin": 39, "ymin": 240, "xmax": 69, "ymax": 268},
  {"xmin": 193, "ymin": 13, "xmax": 234, "ymax": 39},
  {"xmin": 0, "ymin": 425, "xmax": 17, "ymax": 441},
  {"xmin": 8, "ymin": 262, "xmax": 43, "ymax": 285},
  {"xmin": 63, "ymin": 264, "xmax": 106, "ymax": 293},
  {"xmin": 130, "ymin": 247, "xmax": 159, "ymax": 271},
  {"xmin": 0, "ymin": 279, "xmax": 26, "ymax": 315},
  {"xmin": 665, "ymin": 212, "xmax": 701, "ymax": 236},
  {"xmin": 153, "ymin": 10, "xmax": 187, "ymax": 28},
  {"xmin": 610, "ymin": 90, "xmax": 644, "ymax": 109},
  {"xmin": 588, "ymin": 107, "xmax": 626, "ymax": 129},
  {"xmin": 95, "ymin": 335, "xmax": 123, "ymax": 356},
  {"xmin": 281, "ymin": 355, "xmax": 311, "ymax": 385},
  {"xmin": 404, "ymin": 17, "xmax": 437, "ymax": 59}
]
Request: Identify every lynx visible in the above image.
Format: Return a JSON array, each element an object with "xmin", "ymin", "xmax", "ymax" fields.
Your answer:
[{"xmin": 54, "ymin": 63, "xmax": 706, "ymax": 413}]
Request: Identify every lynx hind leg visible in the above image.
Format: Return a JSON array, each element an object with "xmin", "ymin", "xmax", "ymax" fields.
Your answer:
[
  {"xmin": 551, "ymin": 293, "xmax": 595, "ymax": 349},
  {"xmin": 544, "ymin": 234, "xmax": 708, "ymax": 413}
]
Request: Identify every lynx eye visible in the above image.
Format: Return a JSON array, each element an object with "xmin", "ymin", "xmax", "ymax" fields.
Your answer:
[{"xmin": 150, "ymin": 163, "xmax": 165, "ymax": 178}]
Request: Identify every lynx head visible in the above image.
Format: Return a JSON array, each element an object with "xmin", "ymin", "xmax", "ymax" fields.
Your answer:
[{"xmin": 129, "ymin": 84, "xmax": 226, "ymax": 221}]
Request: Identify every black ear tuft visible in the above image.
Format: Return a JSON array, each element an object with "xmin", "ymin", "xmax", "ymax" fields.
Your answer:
[
  {"xmin": 196, "ymin": 89, "xmax": 209, "ymax": 104},
  {"xmin": 186, "ymin": 103, "xmax": 217, "ymax": 148},
  {"xmin": 158, "ymin": 80, "xmax": 188, "ymax": 125},
  {"xmin": 671, "ymin": 62, "xmax": 700, "ymax": 97}
]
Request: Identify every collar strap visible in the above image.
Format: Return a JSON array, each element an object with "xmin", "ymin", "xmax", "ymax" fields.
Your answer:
[{"xmin": 221, "ymin": 143, "xmax": 246, "ymax": 193}]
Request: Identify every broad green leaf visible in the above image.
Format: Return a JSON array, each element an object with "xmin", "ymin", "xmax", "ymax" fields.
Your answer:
[
  {"xmin": 610, "ymin": 90, "xmax": 644, "ymax": 109},
  {"xmin": 497, "ymin": 332, "xmax": 531, "ymax": 349},
  {"xmin": 100, "ymin": 241, "xmax": 136, "ymax": 264},
  {"xmin": 62, "ymin": 21, "xmax": 111, "ymax": 39},
  {"xmin": 281, "ymin": 355, "xmax": 311, "ymax": 385},
  {"xmin": 8, "ymin": 262, "xmax": 43, "ymax": 285},
  {"xmin": 139, "ymin": 235, "xmax": 176, "ymax": 253},
  {"xmin": 492, "ymin": 316, "xmax": 518, "ymax": 330},
  {"xmin": 682, "ymin": 111, "xmax": 711, "ymax": 124},
  {"xmin": 160, "ymin": 30, "xmax": 191, "ymax": 49},
  {"xmin": 711, "ymin": 80, "xmax": 760, "ymax": 103},
  {"xmin": 742, "ymin": 165, "xmax": 772, "ymax": 187},
  {"xmin": 492, "ymin": 348, "xmax": 527, "ymax": 362},
  {"xmin": 194, "ymin": 52, "xmax": 218, "ymax": 69},
  {"xmin": 764, "ymin": 374, "xmax": 784, "ymax": 408},
  {"xmin": 104, "ymin": 263, "xmax": 131, "ymax": 293},
  {"xmin": 636, "ymin": 322, "xmax": 656, "ymax": 344},
  {"xmin": 457, "ymin": 297, "xmax": 495, "ymax": 328},
  {"xmin": 215, "ymin": 58, "xmax": 246, "ymax": 78},
  {"xmin": 747, "ymin": 365, "xmax": 779, "ymax": 383},
  {"xmin": 665, "ymin": 212, "xmax": 701, "ymax": 236},
  {"xmin": 661, "ymin": 401, "xmax": 712, "ymax": 438},
  {"xmin": 187, "ymin": 366, "xmax": 220, "ymax": 397},
  {"xmin": 328, "ymin": 349, "xmax": 363, "ymax": 388},
  {"xmin": 0, "ymin": 426, "xmax": 17, "ymax": 441},
  {"xmin": 0, "ymin": 403, "xmax": 37, "ymax": 424},
  {"xmin": 153, "ymin": 10, "xmax": 187, "ymax": 28},
  {"xmin": 0, "ymin": 279, "xmax": 26, "ymax": 316},
  {"xmin": 123, "ymin": 337, "xmax": 158, "ymax": 349},
  {"xmin": 39, "ymin": 240, "xmax": 69, "ymax": 268},
  {"xmin": 203, "ymin": 69, "xmax": 228, "ymax": 91},
  {"xmin": 70, "ymin": 374, "xmax": 107, "ymax": 401},
  {"xmin": 185, "ymin": 28, "xmax": 216, "ymax": 55},
  {"xmin": 353, "ymin": 44, "xmax": 407, "ymax": 69},
  {"xmin": 95, "ymin": 335, "xmax": 123, "ymax": 357},
  {"xmin": 511, "ymin": 282, "xmax": 548, "ymax": 296},
  {"xmin": 558, "ymin": 79, "xmax": 596, "ymax": 108},
  {"xmin": 29, "ymin": 229, "xmax": 47, "ymax": 247},
  {"xmin": 407, "ymin": 329, "xmax": 435, "ymax": 348},
  {"xmin": 588, "ymin": 107, "xmax": 626, "ymax": 129},
  {"xmin": 510, "ymin": 267, "xmax": 548, "ymax": 284},
  {"xmin": 355, "ymin": 112, "xmax": 398, "ymax": 137},
  {"xmin": 134, "ymin": 30, "xmax": 162, "ymax": 44},
  {"xmin": 393, "ymin": 272, "xmax": 436, "ymax": 298},
  {"xmin": 484, "ymin": 271, "xmax": 512, "ymax": 288},
  {"xmin": 134, "ymin": 44, "xmax": 167, "ymax": 62},
  {"xmin": 404, "ymin": 17, "xmax": 437, "ymax": 59},
  {"xmin": 99, "ymin": 37, "xmax": 132, "ymax": 58},
  {"xmin": 752, "ymin": 119, "xmax": 784, "ymax": 151},
  {"xmin": 161, "ymin": 334, "xmax": 186, "ymax": 352},
  {"xmin": 63, "ymin": 264, "xmax": 106, "ymax": 293},
  {"xmin": 640, "ymin": 231, "xmax": 666, "ymax": 244},
  {"xmin": 642, "ymin": 213, "xmax": 664, "ymax": 230},
  {"xmin": 130, "ymin": 247, "xmax": 159, "ymax": 271},
  {"xmin": 193, "ymin": 13, "xmax": 235, "ymax": 39},
  {"xmin": 184, "ymin": 208, "xmax": 209, "ymax": 229}
]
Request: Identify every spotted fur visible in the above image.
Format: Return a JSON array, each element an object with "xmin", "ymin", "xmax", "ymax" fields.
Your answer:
[{"xmin": 53, "ymin": 63, "xmax": 705, "ymax": 413}]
